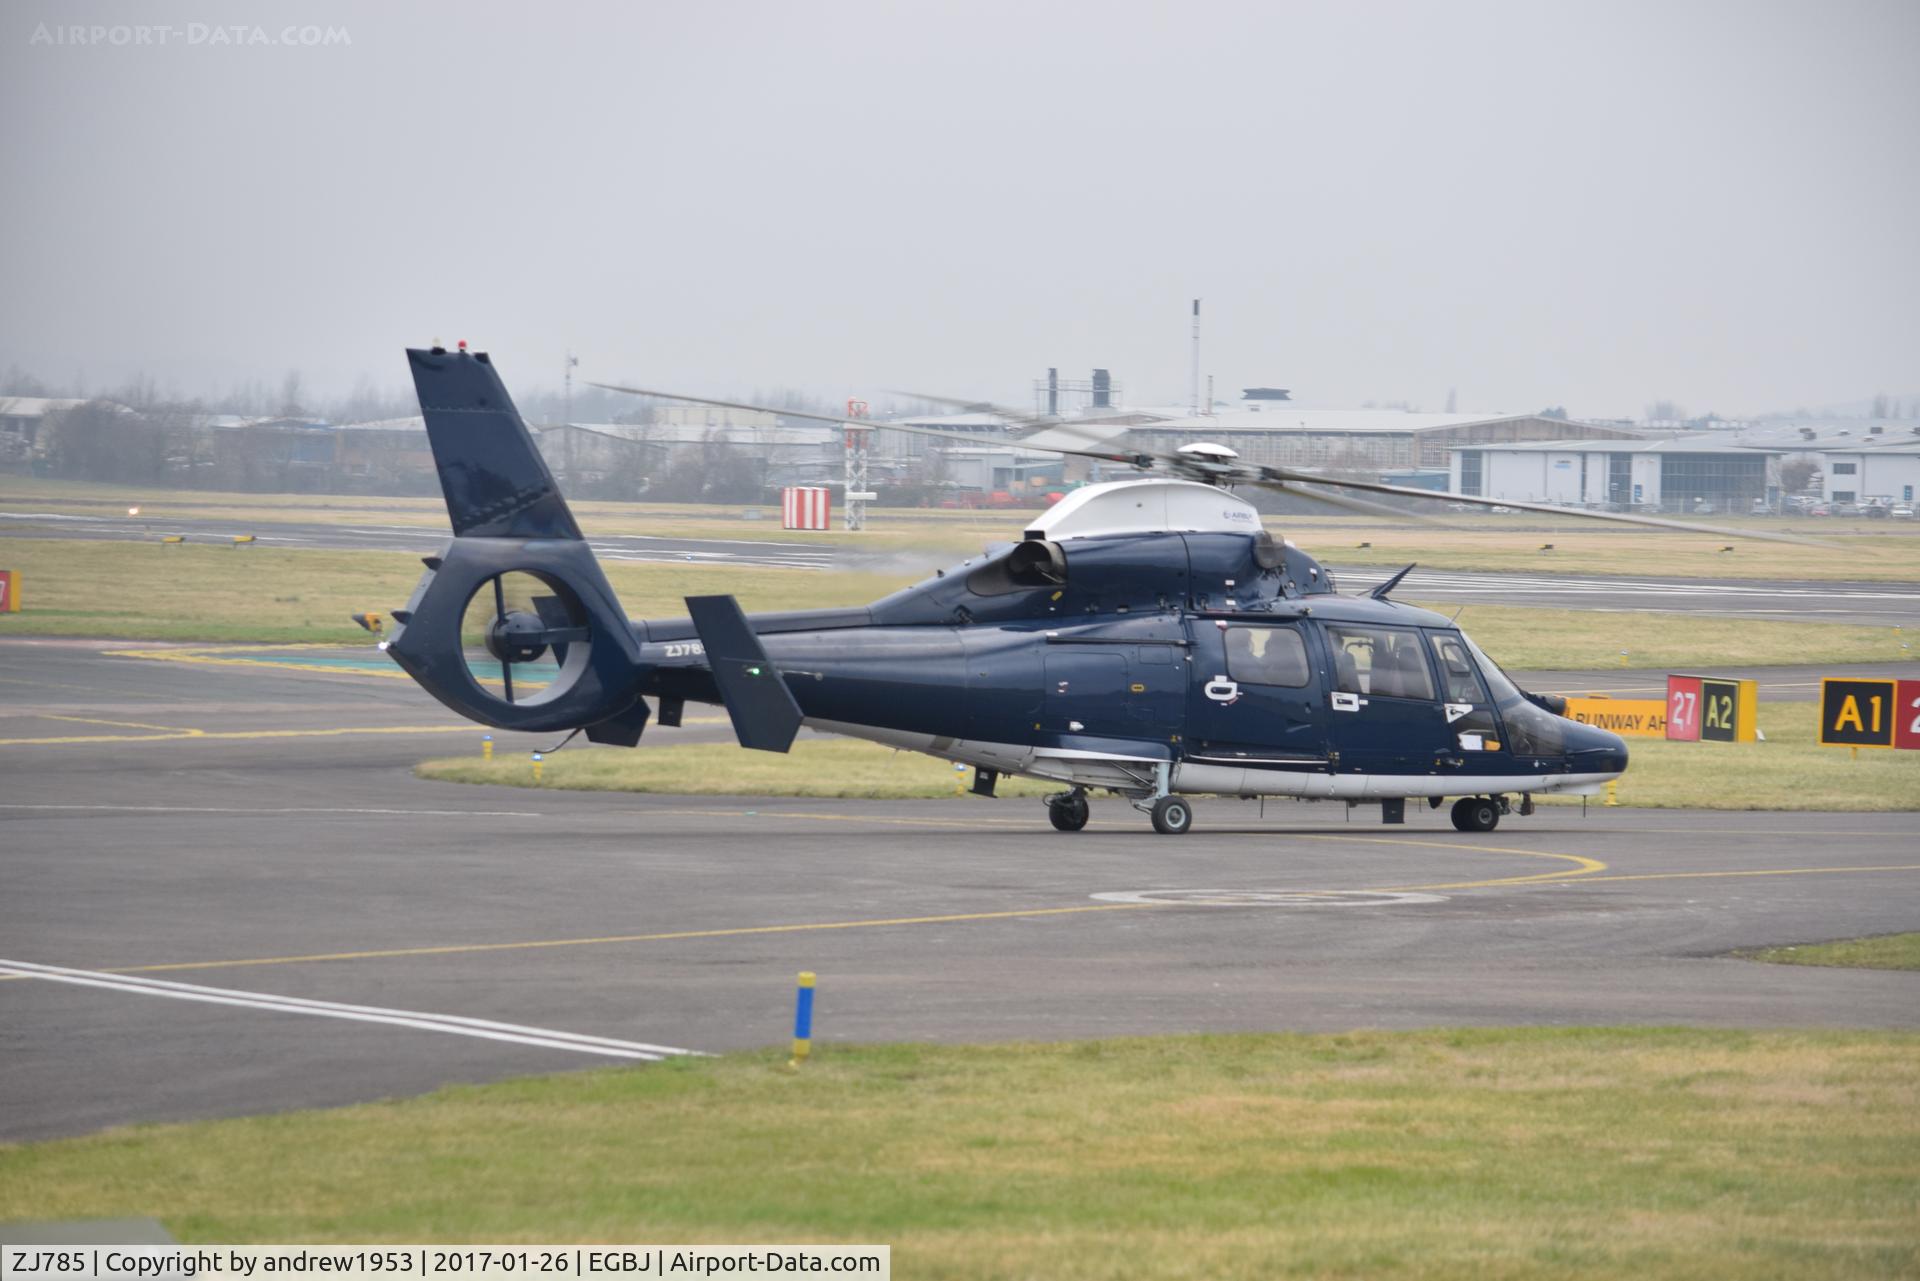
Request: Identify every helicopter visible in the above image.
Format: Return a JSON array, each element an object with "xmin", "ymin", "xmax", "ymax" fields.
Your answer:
[{"xmin": 381, "ymin": 345, "xmax": 1809, "ymax": 835}]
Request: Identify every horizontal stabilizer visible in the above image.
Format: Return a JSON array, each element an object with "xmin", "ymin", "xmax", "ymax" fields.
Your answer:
[
  {"xmin": 406, "ymin": 347, "xmax": 582, "ymax": 540},
  {"xmin": 685, "ymin": 594, "xmax": 803, "ymax": 753}
]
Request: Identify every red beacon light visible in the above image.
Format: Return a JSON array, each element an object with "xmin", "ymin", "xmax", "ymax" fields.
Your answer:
[{"xmin": 456, "ymin": 339, "xmax": 468, "ymax": 351}]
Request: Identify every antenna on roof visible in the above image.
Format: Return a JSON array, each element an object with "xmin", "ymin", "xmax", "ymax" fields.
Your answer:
[
  {"xmin": 1369, "ymin": 564, "xmax": 1417, "ymax": 601},
  {"xmin": 1190, "ymin": 299, "xmax": 1202, "ymax": 416}
]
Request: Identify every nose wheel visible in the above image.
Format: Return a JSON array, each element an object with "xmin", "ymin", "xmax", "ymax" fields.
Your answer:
[{"xmin": 1149, "ymin": 796, "xmax": 1193, "ymax": 835}]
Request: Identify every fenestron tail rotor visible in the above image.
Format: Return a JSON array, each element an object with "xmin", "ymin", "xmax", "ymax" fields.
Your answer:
[{"xmin": 462, "ymin": 571, "xmax": 591, "ymax": 707}]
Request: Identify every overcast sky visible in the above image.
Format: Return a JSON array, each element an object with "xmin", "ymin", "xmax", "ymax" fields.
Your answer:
[{"xmin": 3, "ymin": 0, "xmax": 1915, "ymax": 419}]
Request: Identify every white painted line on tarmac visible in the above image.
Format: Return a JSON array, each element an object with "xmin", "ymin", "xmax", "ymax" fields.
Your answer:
[{"xmin": 0, "ymin": 959, "xmax": 701, "ymax": 1061}]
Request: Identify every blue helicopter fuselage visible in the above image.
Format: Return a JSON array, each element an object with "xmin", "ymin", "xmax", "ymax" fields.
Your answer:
[{"xmin": 630, "ymin": 524, "xmax": 1628, "ymax": 802}]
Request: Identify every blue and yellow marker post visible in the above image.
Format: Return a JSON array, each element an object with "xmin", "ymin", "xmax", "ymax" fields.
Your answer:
[{"xmin": 789, "ymin": 971, "xmax": 816, "ymax": 1069}]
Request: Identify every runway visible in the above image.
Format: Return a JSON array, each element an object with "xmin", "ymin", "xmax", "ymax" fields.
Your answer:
[
  {"xmin": 0, "ymin": 512, "xmax": 837, "ymax": 570},
  {"xmin": 2, "ymin": 640, "xmax": 1916, "ymax": 1142}
]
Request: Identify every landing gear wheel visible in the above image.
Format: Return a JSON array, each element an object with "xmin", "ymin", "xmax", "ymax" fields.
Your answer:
[
  {"xmin": 1047, "ymin": 794, "xmax": 1090, "ymax": 832},
  {"xmin": 1451, "ymin": 797, "xmax": 1500, "ymax": 833},
  {"xmin": 1150, "ymin": 796, "xmax": 1193, "ymax": 836}
]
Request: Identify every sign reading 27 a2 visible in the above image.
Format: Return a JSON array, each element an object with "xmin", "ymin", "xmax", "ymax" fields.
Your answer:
[
  {"xmin": 1818, "ymin": 677, "xmax": 1920, "ymax": 750},
  {"xmin": 1666, "ymin": 675, "xmax": 1756, "ymax": 743}
]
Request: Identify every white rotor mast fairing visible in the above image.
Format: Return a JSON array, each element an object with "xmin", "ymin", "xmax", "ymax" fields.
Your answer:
[{"xmin": 1024, "ymin": 479, "xmax": 1262, "ymax": 542}]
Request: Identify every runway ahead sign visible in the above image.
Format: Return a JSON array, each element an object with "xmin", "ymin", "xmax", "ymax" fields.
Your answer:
[
  {"xmin": 1563, "ymin": 697, "xmax": 1667, "ymax": 738},
  {"xmin": 1819, "ymin": 677, "xmax": 1920, "ymax": 750}
]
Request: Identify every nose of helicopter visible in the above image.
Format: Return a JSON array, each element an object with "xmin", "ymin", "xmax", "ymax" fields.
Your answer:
[{"xmin": 1564, "ymin": 719, "xmax": 1630, "ymax": 775}]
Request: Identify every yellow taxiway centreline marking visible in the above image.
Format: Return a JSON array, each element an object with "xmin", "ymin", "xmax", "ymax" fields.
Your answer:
[
  {"xmin": 105, "ymin": 647, "xmax": 420, "ymax": 681},
  {"xmin": 104, "ymin": 903, "xmax": 1167, "ymax": 975},
  {"xmin": 645, "ymin": 806, "xmax": 1038, "ymax": 831},
  {"xmin": 15, "ymin": 859, "xmax": 1908, "ymax": 983},
  {"xmin": 1296, "ymin": 833, "xmax": 1609, "ymax": 888},
  {"xmin": 1565, "ymin": 864, "xmax": 1920, "ymax": 885},
  {"xmin": 0, "ymin": 724, "xmax": 483, "ymax": 746},
  {"xmin": 38, "ymin": 713, "xmax": 197, "ymax": 733}
]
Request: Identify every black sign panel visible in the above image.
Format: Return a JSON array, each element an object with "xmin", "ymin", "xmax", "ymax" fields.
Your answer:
[
  {"xmin": 1699, "ymin": 679, "xmax": 1740, "ymax": 742},
  {"xmin": 1819, "ymin": 678, "xmax": 1896, "ymax": 748}
]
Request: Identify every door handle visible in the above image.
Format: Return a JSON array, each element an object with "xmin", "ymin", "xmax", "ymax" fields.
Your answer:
[{"xmin": 1434, "ymin": 753, "xmax": 1464, "ymax": 769}]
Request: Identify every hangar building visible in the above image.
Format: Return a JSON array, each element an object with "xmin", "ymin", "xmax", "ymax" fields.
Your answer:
[
  {"xmin": 1449, "ymin": 439, "xmax": 1784, "ymax": 513},
  {"xmin": 1122, "ymin": 407, "xmax": 1642, "ymax": 472}
]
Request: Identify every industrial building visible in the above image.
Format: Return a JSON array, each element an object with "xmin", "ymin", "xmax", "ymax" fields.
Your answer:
[
  {"xmin": 1720, "ymin": 421, "xmax": 1920, "ymax": 507},
  {"xmin": 1449, "ymin": 439, "xmax": 1784, "ymax": 513},
  {"xmin": 1122, "ymin": 406, "xmax": 1641, "ymax": 472},
  {"xmin": 1813, "ymin": 438, "xmax": 1920, "ymax": 507},
  {"xmin": 1449, "ymin": 420, "xmax": 1920, "ymax": 513}
]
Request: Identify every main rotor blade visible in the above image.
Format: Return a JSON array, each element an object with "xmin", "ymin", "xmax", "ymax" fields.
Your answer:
[
  {"xmin": 1253, "ymin": 466, "xmax": 1836, "ymax": 547},
  {"xmin": 885, "ymin": 388, "xmax": 1183, "ymax": 428},
  {"xmin": 586, "ymin": 380, "xmax": 1148, "ymax": 462},
  {"xmin": 1250, "ymin": 479, "xmax": 1445, "ymax": 525},
  {"xmin": 877, "ymin": 389, "xmax": 1057, "ymax": 429}
]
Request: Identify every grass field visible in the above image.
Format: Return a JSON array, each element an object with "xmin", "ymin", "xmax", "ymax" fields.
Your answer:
[
  {"xmin": 0, "ymin": 540, "xmax": 916, "ymax": 644},
  {"xmin": 422, "ymin": 701, "xmax": 1919, "ymax": 810},
  {"xmin": 1321, "ymin": 518, "xmax": 1920, "ymax": 582},
  {"xmin": 1738, "ymin": 933, "xmax": 1920, "ymax": 971},
  {"xmin": 0, "ymin": 1029, "xmax": 1913, "ymax": 1278},
  {"xmin": 2, "ymin": 537, "xmax": 1914, "ymax": 668},
  {"xmin": 0, "ymin": 477, "xmax": 1025, "ymax": 554},
  {"xmin": 1537, "ymin": 702, "xmax": 1920, "ymax": 811},
  {"xmin": 8, "ymin": 477, "xmax": 1920, "ymax": 579}
]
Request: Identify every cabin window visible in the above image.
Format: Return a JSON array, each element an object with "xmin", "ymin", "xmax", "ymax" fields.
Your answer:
[
  {"xmin": 1224, "ymin": 626, "xmax": 1310, "ymax": 687},
  {"xmin": 1429, "ymin": 635, "xmax": 1487, "ymax": 704},
  {"xmin": 1324, "ymin": 624, "xmax": 1435, "ymax": 701},
  {"xmin": 1461, "ymin": 633, "xmax": 1568, "ymax": 756}
]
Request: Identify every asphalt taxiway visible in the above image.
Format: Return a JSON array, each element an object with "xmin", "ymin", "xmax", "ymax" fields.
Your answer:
[{"xmin": 1, "ymin": 639, "xmax": 1916, "ymax": 1142}]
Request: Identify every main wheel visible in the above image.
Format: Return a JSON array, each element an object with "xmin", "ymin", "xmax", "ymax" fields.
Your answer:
[
  {"xmin": 1150, "ymin": 796, "xmax": 1193, "ymax": 835},
  {"xmin": 1047, "ymin": 795, "xmax": 1090, "ymax": 832},
  {"xmin": 1450, "ymin": 797, "xmax": 1500, "ymax": 833}
]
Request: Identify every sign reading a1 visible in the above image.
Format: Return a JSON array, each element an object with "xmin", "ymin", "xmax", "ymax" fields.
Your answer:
[{"xmin": 1819, "ymin": 678, "xmax": 1895, "ymax": 748}]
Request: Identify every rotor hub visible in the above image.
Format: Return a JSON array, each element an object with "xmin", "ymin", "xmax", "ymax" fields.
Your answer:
[{"xmin": 485, "ymin": 610, "xmax": 550, "ymax": 665}]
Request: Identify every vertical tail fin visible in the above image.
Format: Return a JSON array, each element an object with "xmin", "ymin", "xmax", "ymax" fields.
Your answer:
[{"xmin": 406, "ymin": 346, "xmax": 582, "ymax": 539}]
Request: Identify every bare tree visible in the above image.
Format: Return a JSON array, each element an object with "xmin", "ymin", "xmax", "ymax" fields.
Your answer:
[
  {"xmin": 1779, "ymin": 455, "xmax": 1821, "ymax": 495},
  {"xmin": 279, "ymin": 369, "xmax": 306, "ymax": 417},
  {"xmin": 43, "ymin": 401, "xmax": 166, "ymax": 483}
]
